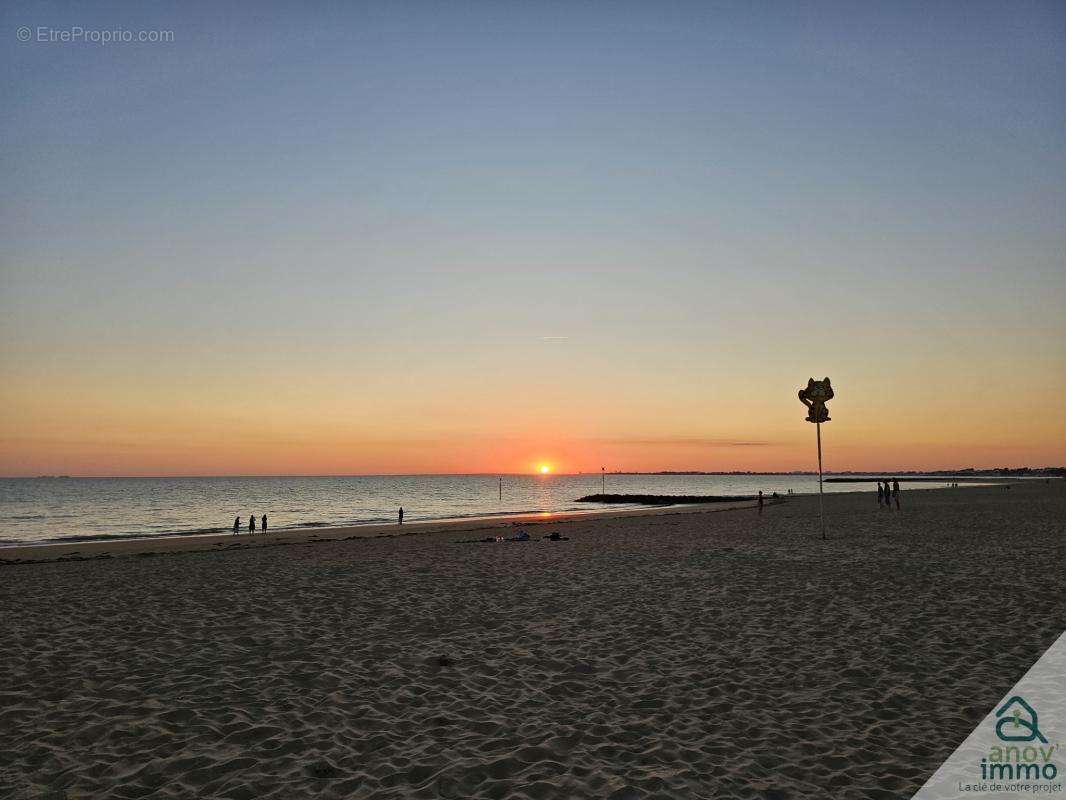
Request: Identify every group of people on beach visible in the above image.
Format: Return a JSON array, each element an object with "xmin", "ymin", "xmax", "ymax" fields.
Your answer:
[
  {"xmin": 230, "ymin": 508, "xmax": 405, "ymax": 535},
  {"xmin": 878, "ymin": 480, "xmax": 901, "ymax": 509},
  {"xmin": 233, "ymin": 514, "xmax": 267, "ymax": 534}
]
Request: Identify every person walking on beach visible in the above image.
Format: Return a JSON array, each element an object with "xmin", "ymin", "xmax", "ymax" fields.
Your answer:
[
  {"xmin": 398, "ymin": 507, "xmax": 404, "ymax": 525},
  {"xmin": 233, "ymin": 516, "xmax": 240, "ymax": 535},
  {"xmin": 261, "ymin": 514, "xmax": 267, "ymax": 533},
  {"xmin": 249, "ymin": 515, "xmax": 256, "ymax": 533},
  {"xmin": 892, "ymin": 480, "xmax": 901, "ymax": 510},
  {"xmin": 877, "ymin": 482, "xmax": 884, "ymax": 507},
  {"xmin": 757, "ymin": 490, "xmax": 764, "ymax": 515}
]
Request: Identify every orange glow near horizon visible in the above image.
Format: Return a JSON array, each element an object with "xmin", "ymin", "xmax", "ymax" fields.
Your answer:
[{"xmin": 1, "ymin": 338, "xmax": 1065, "ymax": 477}]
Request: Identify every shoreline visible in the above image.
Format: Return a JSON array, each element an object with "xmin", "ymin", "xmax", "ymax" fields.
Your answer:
[
  {"xmin": 0, "ymin": 498, "xmax": 765, "ymax": 564},
  {"xmin": 0, "ymin": 479, "xmax": 1012, "ymax": 559}
]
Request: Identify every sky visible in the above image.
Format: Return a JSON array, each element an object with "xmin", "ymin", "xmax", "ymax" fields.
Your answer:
[{"xmin": 1, "ymin": 1, "xmax": 1064, "ymax": 476}]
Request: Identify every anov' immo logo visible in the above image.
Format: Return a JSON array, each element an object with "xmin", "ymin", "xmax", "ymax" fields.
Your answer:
[{"xmin": 978, "ymin": 696, "xmax": 1058, "ymax": 781}]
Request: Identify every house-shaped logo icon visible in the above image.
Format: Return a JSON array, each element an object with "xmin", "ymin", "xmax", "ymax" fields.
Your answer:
[{"xmin": 995, "ymin": 696, "xmax": 1048, "ymax": 743}]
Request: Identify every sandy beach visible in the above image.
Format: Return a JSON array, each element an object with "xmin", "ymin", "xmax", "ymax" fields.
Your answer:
[{"xmin": 2, "ymin": 481, "xmax": 1064, "ymax": 799}]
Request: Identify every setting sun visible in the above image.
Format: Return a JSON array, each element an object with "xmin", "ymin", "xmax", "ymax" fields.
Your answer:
[{"xmin": 538, "ymin": 465, "xmax": 551, "ymax": 474}]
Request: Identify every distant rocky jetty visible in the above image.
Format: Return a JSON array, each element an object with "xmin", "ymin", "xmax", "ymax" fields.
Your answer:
[{"xmin": 576, "ymin": 494, "xmax": 753, "ymax": 506}]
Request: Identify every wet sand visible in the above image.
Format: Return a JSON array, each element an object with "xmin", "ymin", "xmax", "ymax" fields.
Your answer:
[{"xmin": 1, "ymin": 481, "xmax": 1063, "ymax": 799}]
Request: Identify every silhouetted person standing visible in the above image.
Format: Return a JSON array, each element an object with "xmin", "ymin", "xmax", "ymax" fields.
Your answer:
[
  {"xmin": 249, "ymin": 515, "xmax": 255, "ymax": 533},
  {"xmin": 261, "ymin": 514, "xmax": 267, "ymax": 532},
  {"xmin": 398, "ymin": 507, "xmax": 404, "ymax": 525},
  {"xmin": 892, "ymin": 480, "xmax": 900, "ymax": 510},
  {"xmin": 757, "ymin": 490, "xmax": 764, "ymax": 515},
  {"xmin": 877, "ymin": 483, "xmax": 884, "ymax": 507},
  {"xmin": 233, "ymin": 516, "xmax": 240, "ymax": 535}
]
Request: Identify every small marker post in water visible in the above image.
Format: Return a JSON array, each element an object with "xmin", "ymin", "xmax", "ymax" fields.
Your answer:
[
  {"xmin": 499, "ymin": 476, "xmax": 502, "ymax": 502},
  {"xmin": 798, "ymin": 377, "xmax": 834, "ymax": 540},
  {"xmin": 601, "ymin": 466, "xmax": 605, "ymax": 494}
]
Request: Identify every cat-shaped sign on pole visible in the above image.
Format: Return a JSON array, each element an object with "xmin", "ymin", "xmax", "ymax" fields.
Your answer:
[{"xmin": 798, "ymin": 377, "xmax": 834, "ymax": 539}]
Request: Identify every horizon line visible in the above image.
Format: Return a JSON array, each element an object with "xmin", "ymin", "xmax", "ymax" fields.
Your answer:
[{"xmin": 4, "ymin": 466, "xmax": 1062, "ymax": 480}]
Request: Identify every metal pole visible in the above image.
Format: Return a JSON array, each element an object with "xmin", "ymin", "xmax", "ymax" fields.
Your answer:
[
  {"xmin": 499, "ymin": 476, "xmax": 502, "ymax": 502},
  {"xmin": 817, "ymin": 422, "xmax": 825, "ymax": 539}
]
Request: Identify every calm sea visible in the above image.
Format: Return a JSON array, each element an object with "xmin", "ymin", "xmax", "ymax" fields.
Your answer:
[{"xmin": 0, "ymin": 473, "xmax": 948, "ymax": 546}]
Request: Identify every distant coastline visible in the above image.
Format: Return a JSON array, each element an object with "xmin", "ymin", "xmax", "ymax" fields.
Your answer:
[{"xmin": 601, "ymin": 467, "xmax": 1065, "ymax": 478}]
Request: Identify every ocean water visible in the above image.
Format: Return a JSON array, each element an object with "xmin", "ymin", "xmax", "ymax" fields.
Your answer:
[{"xmin": 0, "ymin": 473, "xmax": 953, "ymax": 546}]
